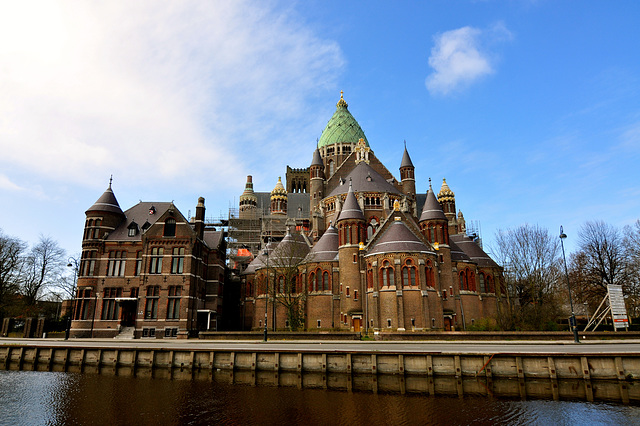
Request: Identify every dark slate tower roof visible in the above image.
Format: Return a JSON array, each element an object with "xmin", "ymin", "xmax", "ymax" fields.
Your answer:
[
  {"xmin": 305, "ymin": 225, "xmax": 339, "ymax": 262},
  {"xmin": 270, "ymin": 229, "xmax": 310, "ymax": 266},
  {"xmin": 337, "ymin": 180, "xmax": 364, "ymax": 222},
  {"xmin": 400, "ymin": 144, "xmax": 414, "ymax": 168},
  {"xmin": 367, "ymin": 219, "xmax": 432, "ymax": 255},
  {"xmin": 329, "ymin": 161, "xmax": 402, "ymax": 197},
  {"xmin": 311, "ymin": 148, "xmax": 323, "ymax": 167},
  {"xmin": 86, "ymin": 181, "xmax": 124, "ymax": 215},
  {"xmin": 450, "ymin": 234, "xmax": 499, "ymax": 267},
  {"xmin": 419, "ymin": 182, "xmax": 447, "ymax": 222}
]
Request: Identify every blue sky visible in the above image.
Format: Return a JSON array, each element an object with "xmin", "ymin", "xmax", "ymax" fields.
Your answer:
[{"xmin": 1, "ymin": 0, "xmax": 639, "ymax": 259}]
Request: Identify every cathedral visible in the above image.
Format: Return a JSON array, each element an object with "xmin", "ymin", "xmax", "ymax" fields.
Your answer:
[{"xmin": 235, "ymin": 93, "xmax": 505, "ymax": 332}]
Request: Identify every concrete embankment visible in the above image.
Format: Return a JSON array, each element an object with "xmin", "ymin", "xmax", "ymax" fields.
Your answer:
[{"xmin": 2, "ymin": 343, "xmax": 640, "ymax": 382}]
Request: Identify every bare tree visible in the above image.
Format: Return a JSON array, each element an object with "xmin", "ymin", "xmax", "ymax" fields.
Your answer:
[
  {"xmin": 494, "ymin": 224, "xmax": 563, "ymax": 330},
  {"xmin": 266, "ymin": 231, "xmax": 311, "ymax": 331},
  {"xmin": 571, "ymin": 221, "xmax": 629, "ymax": 307},
  {"xmin": 0, "ymin": 229, "xmax": 27, "ymax": 318},
  {"xmin": 623, "ymin": 220, "xmax": 640, "ymax": 317},
  {"xmin": 20, "ymin": 235, "xmax": 66, "ymax": 306}
]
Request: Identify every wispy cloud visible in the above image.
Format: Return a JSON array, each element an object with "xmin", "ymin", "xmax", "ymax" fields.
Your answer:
[
  {"xmin": 425, "ymin": 23, "xmax": 511, "ymax": 96},
  {"xmin": 0, "ymin": 1, "xmax": 344, "ymax": 191}
]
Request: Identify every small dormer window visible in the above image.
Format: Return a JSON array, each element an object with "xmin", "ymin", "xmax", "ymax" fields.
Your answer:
[
  {"xmin": 366, "ymin": 173, "xmax": 372, "ymax": 182},
  {"xmin": 128, "ymin": 221, "xmax": 138, "ymax": 237},
  {"xmin": 149, "ymin": 206, "xmax": 156, "ymax": 215},
  {"xmin": 142, "ymin": 221, "xmax": 151, "ymax": 231}
]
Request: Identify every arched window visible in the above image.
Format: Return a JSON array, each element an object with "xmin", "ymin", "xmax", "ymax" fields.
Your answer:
[
  {"xmin": 164, "ymin": 217, "xmax": 176, "ymax": 237},
  {"xmin": 486, "ymin": 275, "xmax": 494, "ymax": 293},
  {"xmin": 309, "ymin": 272, "xmax": 315, "ymax": 292},
  {"xmin": 459, "ymin": 271, "xmax": 467, "ymax": 291},
  {"xmin": 468, "ymin": 270, "xmax": 476, "ymax": 292},
  {"xmin": 322, "ymin": 271, "xmax": 329, "ymax": 291},
  {"xmin": 401, "ymin": 259, "xmax": 418, "ymax": 287},
  {"xmin": 367, "ymin": 263, "xmax": 374, "ymax": 289},
  {"xmin": 278, "ymin": 276, "xmax": 284, "ymax": 293},
  {"xmin": 329, "ymin": 160, "xmax": 334, "ymax": 176},
  {"xmin": 479, "ymin": 273, "xmax": 486, "ymax": 293},
  {"xmin": 425, "ymin": 260, "xmax": 434, "ymax": 288},
  {"xmin": 380, "ymin": 260, "xmax": 394, "ymax": 287}
]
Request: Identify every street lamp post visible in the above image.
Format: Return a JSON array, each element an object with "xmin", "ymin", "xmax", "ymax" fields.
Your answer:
[
  {"xmin": 263, "ymin": 245, "xmax": 269, "ymax": 342},
  {"xmin": 65, "ymin": 257, "xmax": 79, "ymax": 340},
  {"xmin": 559, "ymin": 226, "xmax": 580, "ymax": 344}
]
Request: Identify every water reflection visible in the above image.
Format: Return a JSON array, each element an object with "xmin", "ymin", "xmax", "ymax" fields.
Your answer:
[{"xmin": 2, "ymin": 367, "xmax": 640, "ymax": 425}]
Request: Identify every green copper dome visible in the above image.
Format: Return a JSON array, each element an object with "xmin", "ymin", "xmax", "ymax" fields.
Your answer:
[{"xmin": 317, "ymin": 92, "xmax": 369, "ymax": 149}]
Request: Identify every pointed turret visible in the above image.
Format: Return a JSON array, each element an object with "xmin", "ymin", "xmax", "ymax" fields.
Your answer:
[
  {"xmin": 337, "ymin": 180, "xmax": 364, "ymax": 222},
  {"xmin": 438, "ymin": 178, "xmax": 457, "ymax": 235},
  {"xmin": 239, "ymin": 175, "xmax": 258, "ymax": 219},
  {"xmin": 310, "ymin": 148, "xmax": 326, "ymax": 239},
  {"xmin": 399, "ymin": 141, "xmax": 416, "ymax": 196},
  {"xmin": 84, "ymin": 178, "xmax": 125, "ymax": 242},
  {"xmin": 419, "ymin": 179, "xmax": 449, "ymax": 246},
  {"xmin": 270, "ymin": 177, "xmax": 287, "ymax": 215}
]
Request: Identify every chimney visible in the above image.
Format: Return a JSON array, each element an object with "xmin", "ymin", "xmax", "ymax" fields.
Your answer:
[{"xmin": 195, "ymin": 197, "xmax": 205, "ymax": 239}]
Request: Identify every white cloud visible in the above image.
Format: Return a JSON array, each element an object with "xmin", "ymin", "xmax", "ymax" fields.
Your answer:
[
  {"xmin": 426, "ymin": 25, "xmax": 508, "ymax": 96},
  {"xmin": 0, "ymin": 174, "xmax": 25, "ymax": 192},
  {"xmin": 0, "ymin": 1, "xmax": 344, "ymax": 190}
]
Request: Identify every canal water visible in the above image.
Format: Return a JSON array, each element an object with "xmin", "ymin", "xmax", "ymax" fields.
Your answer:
[{"xmin": 1, "ymin": 368, "xmax": 640, "ymax": 425}]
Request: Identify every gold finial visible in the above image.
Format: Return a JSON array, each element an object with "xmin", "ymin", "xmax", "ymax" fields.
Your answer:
[
  {"xmin": 337, "ymin": 90, "xmax": 348, "ymax": 108},
  {"xmin": 393, "ymin": 200, "xmax": 400, "ymax": 211}
]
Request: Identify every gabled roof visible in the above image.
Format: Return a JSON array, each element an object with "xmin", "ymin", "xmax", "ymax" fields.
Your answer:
[
  {"xmin": 305, "ymin": 225, "xmax": 339, "ymax": 263},
  {"xmin": 419, "ymin": 184, "xmax": 447, "ymax": 222},
  {"xmin": 337, "ymin": 181, "xmax": 364, "ymax": 222},
  {"xmin": 107, "ymin": 201, "xmax": 174, "ymax": 241},
  {"xmin": 86, "ymin": 184, "xmax": 124, "ymax": 215},
  {"xmin": 328, "ymin": 161, "xmax": 402, "ymax": 197},
  {"xmin": 366, "ymin": 219, "xmax": 432, "ymax": 256},
  {"xmin": 204, "ymin": 230, "xmax": 224, "ymax": 250},
  {"xmin": 450, "ymin": 234, "xmax": 499, "ymax": 267}
]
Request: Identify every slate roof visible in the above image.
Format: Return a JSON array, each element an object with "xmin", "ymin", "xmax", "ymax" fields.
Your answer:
[
  {"xmin": 328, "ymin": 161, "xmax": 402, "ymax": 197},
  {"xmin": 107, "ymin": 201, "xmax": 174, "ymax": 241},
  {"xmin": 367, "ymin": 219, "xmax": 432, "ymax": 256},
  {"xmin": 305, "ymin": 225, "xmax": 339, "ymax": 263},
  {"xmin": 449, "ymin": 239, "xmax": 472, "ymax": 262},
  {"xmin": 400, "ymin": 145, "xmax": 414, "ymax": 169},
  {"xmin": 204, "ymin": 230, "xmax": 224, "ymax": 250},
  {"xmin": 243, "ymin": 241, "xmax": 278, "ymax": 275},
  {"xmin": 253, "ymin": 192, "xmax": 310, "ymax": 218},
  {"xmin": 419, "ymin": 186, "xmax": 447, "ymax": 222},
  {"xmin": 311, "ymin": 148, "xmax": 323, "ymax": 167},
  {"xmin": 86, "ymin": 185, "xmax": 124, "ymax": 215},
  {"xmin": 269, "ymin": 231, "xmax": 310, "ymax": 267},
  {"xmin": 450, "ymin": 234, "xmax": 499, "ymax": 268},
  {"xmin": 337, "ymin": 181, "xmax": 364, "ymax": 222}
]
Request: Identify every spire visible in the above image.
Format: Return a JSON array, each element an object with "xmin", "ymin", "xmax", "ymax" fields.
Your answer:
[
  {"xmin": 419, "ymin": 183, "xmax": 447, "ymax": 222},
  {"xmin": 337, "ymin": 179, "xmax": 364, "ymax": 222},
  {"xmin": 400, "ymin": 141, "xmax": 414, "ymax": 168}
]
